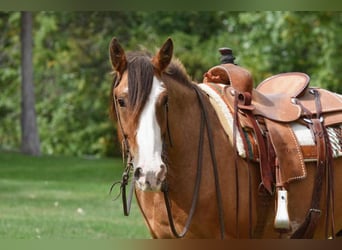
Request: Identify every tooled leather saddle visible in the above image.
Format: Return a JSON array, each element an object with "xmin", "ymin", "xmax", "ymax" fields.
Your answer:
[{"xmin": 200, "ymin": 59, "xmax": 342, "ymax": 238}]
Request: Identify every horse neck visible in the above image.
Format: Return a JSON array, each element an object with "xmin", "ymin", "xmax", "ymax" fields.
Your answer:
[
  {"xmin": 165, "ymin": 79, "xmax": 202, "ymax": 157},
  {"xmin": 160, "ymin": 76, "xmax": 258, "ymax": 238},
  {"xmin": 164, "ymin": 76, "xmax": 235, "ymax": 196}
]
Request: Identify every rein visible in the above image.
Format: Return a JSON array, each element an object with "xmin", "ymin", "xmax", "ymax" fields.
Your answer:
[{"xmin": 161, "ymin": 85, "xmax": 225, "ymax": 239}]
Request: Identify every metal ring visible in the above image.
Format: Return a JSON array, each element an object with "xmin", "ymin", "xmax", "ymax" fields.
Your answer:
[
  {"xmin": 303, "ymin": 118, "xmax": 313, "ymax": 124},
  {"xmin": 309, "ymin": 208, "xmax": 321, "ymax": 214},
  {"xmin": 291, "ymin": 97, "xmax": 298, "ymax": 104}
]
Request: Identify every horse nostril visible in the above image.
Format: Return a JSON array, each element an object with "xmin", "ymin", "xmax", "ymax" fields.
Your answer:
[
  {"xmin": 157, "ymin": 164, "xmax": 167, "ymax": 180},
  {"xmin": 134, "ymin": 167, "xmax": 142, "ymax": 179}
]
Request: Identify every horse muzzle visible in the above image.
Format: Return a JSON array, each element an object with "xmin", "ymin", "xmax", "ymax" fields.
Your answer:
[{"xmin": 134, "ymin": 164, "xmax": 167, "ymax": 191}]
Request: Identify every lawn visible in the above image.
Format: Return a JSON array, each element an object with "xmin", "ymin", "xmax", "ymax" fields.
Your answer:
[{"xmin": 0, "ymin": 151, "xmax": 150, "ymax": 239}]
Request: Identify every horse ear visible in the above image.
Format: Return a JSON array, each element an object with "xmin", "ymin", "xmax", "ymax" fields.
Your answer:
[
  {"xmin": 109, "ymin": 37, "xmax": 127, "ymax": 75},
  {"xmin": 153, "ymin": 38, "xmax": 173, "ymax": 72}
]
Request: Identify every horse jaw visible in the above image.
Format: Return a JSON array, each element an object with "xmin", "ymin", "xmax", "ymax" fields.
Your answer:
[{"xmin": 134, "ymin": 76, "xmax": 167, "ymax": 192}]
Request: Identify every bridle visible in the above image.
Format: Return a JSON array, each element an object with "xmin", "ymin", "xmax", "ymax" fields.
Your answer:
[
  {"xmin": 111, "ymin": 72, "xmax": 226, "ymax": 239},
  {"xmin": 110, "ymin": 74, "xmax": 135, "ymax": 216}
]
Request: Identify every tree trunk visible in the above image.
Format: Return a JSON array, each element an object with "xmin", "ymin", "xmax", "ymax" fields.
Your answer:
[{"xmin": 20, "ymin": 11, "xmax": 40, "ymax": 156}]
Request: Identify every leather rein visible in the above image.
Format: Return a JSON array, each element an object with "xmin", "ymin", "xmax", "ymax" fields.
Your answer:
[
  {"xmin": 161, "ymin": 85, "xmax": 225, "ymax": 238},
  {"xmin": 112, "ymin": 74, "xmax": 226, "ymax": 238}
]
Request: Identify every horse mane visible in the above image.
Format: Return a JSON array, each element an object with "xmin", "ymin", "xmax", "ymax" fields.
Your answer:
[
  {"xmin": 109, "ymin": 50, "xmax": 194, "ymax": 121},
  {"xmin": 164, "ymin": 58, "xmax": 193, "ymax": 88}
]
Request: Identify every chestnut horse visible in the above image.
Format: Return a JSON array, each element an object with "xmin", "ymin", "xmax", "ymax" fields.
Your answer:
[{"xmin": 109, "ymin": 37, "xmax": 342, "ymax": 238}]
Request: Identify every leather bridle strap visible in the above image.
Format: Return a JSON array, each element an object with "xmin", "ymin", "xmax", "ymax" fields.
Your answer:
[
  {"xmin": 112, "ymin": 75, "xmax": 136, "ymax": 217},
  {"xmin": 121, "ymin": 163, "xmax": 135, "ymax": 216},
  {"xmin": 291, "ymin": 89, "xmax": 335, "ymax": 239},
  {"xmin": 232, "ymin": 92, "xmax": 241, "ymax": 237},
  {"xmin": 232, "ymin": 91, "xmax": 255, "ymax": 238},
  {"xmin": 162, "ymin": 86, "xmax": 226, "ymax": 239}
]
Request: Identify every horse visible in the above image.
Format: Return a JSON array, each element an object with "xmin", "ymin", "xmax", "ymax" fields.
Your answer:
[{"xmin": 108, "ymin": 37, "xmax": 342, "ymax": 239}]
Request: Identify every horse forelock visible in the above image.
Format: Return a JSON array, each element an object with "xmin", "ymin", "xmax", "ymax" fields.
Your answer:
[
  {"xmin": 124, "ymin": 52, "xmax": 192, "ymax": 118},
  {"xmin": 126, "ymin": 52, "xmax": 154, "ymax": 121}
]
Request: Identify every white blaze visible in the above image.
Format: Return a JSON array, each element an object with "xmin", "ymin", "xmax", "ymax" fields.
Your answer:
[{"xmin": 134, "ymin": 76, "xmax": 166, "ymax": 190}]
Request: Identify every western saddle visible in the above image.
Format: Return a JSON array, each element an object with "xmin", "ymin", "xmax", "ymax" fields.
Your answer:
[{"xmin": 201, "ymin": 50, "xmax": 342, "ymax": 238}]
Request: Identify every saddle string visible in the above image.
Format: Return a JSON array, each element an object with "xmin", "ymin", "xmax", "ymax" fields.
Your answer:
[
  {"xmin": 234, "ymin": 90, "xmax": 275, "ymax": 238},
  {"xmin": 232, "ymin": 91, "xmax": 255, "ymax": 238},
  {"xmin": 232, "ymin": 91, "xmax": 240, "ymax": 237}
]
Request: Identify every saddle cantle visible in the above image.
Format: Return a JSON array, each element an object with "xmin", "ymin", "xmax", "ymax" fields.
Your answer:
[
  {"xmin": 256, "ymin": 72, "xmax": 310, "ymax": 97},
  {"xmin": 253, "ymin": 72, "xmax": 309, "ymax": 122},
  {"xmin": 204, "ymin": 65, "xmax": 342, "ymax": 123}
]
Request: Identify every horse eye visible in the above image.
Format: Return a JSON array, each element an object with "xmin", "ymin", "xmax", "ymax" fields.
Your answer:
[{"xmin": 117, "ymin": 98, "xmax": 126, "ymax": 107}]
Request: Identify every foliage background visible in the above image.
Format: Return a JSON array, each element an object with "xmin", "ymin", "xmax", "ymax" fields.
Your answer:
[{"xmin": 1, "ymin": 11, "xmax": 342, "ymax": 157}]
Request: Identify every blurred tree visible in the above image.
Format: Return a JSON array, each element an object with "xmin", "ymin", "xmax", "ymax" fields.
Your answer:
[
  {"xmin": 221, "ymin": 12, "xmax": 342, "ymax": 92},
  {"xmin": 0, "ymin": 11, "xmax": 341, "ymax": 157},
  {"xmin": 20, "ymin": 11, "xmax": 40, "ymax": 156}
]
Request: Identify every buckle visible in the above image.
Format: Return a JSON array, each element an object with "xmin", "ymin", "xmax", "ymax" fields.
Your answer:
[
  {"xmin": 303, "ymin": 118, "xmax": 313, "ymax": 124},
  {"xmin": 309, "ymin": 208, "xmax": 321, "ymax": 215}
]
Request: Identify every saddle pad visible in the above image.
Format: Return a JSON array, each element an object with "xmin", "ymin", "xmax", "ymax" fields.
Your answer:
[
  {"xmin": 198, "ymin": 83, "xmax": 247, "ymax": 158},
  {"xmin": 292, "ymin": 123, "xmax": 342, "ymax": 160}
]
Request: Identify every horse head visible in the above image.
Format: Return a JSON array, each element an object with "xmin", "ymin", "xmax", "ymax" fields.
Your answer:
[{"xmin": 109, "ymin": 37, "xmax": 173, "ymax": 192}]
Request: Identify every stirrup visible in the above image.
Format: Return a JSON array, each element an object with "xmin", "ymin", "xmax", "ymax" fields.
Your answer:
[{"xmin": 274, "ymin": 189, "xmax": 291, "ymax": 230}]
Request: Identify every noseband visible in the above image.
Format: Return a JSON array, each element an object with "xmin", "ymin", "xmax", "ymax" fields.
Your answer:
[{"xmin": 111, "ymin": 73, "xmax": 225, "ymax": 239}]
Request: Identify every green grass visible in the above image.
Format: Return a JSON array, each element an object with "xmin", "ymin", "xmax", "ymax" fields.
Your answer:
[{"xmin": 0, "ymin": 152, "xmax": 150, "ymax": 239}]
